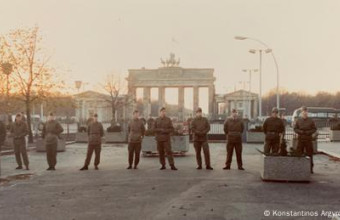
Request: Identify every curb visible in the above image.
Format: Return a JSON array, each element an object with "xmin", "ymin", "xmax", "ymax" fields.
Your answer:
[
  {"xmin": 319, "ymin": 149, "xmax": 340, "ymax": 160},
  {"xmin": 0, "ymin": 147, "xmax": 36, "ymax": 156}
]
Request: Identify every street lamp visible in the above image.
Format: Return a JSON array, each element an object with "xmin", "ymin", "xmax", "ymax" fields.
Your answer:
[
  {"xmin": 1, "ymin": 62, "xmax": 13, "ymax": 122},
  {"xmin": 75, "ymin": 81, "xmax": 82, "ymax": 93},
  {"xmin": 242, "ymin": 68, "xmax": 258, "ymax": 93},
  {"xmin": 247, "ymin": 48, "xmax": 271, "ymax": 117},
  {"xmin": 235, "ymin": 36, "xmax": 280, "ymax": 112},
  {"xmin": 242, "ymin": 69, "xmax": 258, "ymax": 119}
]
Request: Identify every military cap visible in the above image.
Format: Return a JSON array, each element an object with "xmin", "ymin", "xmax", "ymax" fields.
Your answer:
[{"xmin": 272, "ymin": 107, "xmax": 279, "ymax": 113}]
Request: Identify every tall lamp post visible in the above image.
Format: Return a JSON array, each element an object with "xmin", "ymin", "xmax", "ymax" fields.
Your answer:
[
  {"xmin": 242, "ymin": 68, "xmax": 258, "ymax": 118},
  {"xmin": 248, "ymin": 48, "xmax": 271, "ymax": 117},
  {"xmin": 235, "ymin": 36, "xmax": 280, "ymax": 111}
]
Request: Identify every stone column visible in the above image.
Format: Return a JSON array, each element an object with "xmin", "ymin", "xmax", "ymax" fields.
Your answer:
[
  {"xmin": 82, "ymin": 100, "xmax": 86, "ymax": 123},
  {"xmin": 254, "ymin": 99, "xmax": 258, "ymax": 118},
  {"xmin": 250, "ymin": 100, "xmax": 254, "ymax": 119},
  {"xmin": 158, "ymin": 87, "xmax": 165, "ymax": 109},
  {"xmin": 208, "ymin": 85, "xmax": 215, "ymax": 118},
  {"xmin": 178, "ymin": 87, "xmax": 185, "ymax": 121},
  {"xmin": 143, "ymin": 87, "xmax": 151, "ymax": 118},
  {"xmin": 127, "ymin": 86, "xmax": 136, "ymax": 120},
  {"xmin": 193, "ymin": 86, "xmax": 199, "ymax": 113},
  {"xmin": 227, "ymin": 100, "xmax": 231, "ymax": 116},
  {"xmin": 128, "ymin": 86, "xmax": 136, "ymax": 98}
]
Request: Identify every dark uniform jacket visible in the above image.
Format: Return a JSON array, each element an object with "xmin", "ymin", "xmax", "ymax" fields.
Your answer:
[
  {"xmin": 153, "ymin": 116, "xmax": 174, "ymax": 142},
  {"xmin": 294, "ymin": 117, "xmax": 317, "ymax": 141},
  {"xmin": 128, "ymin": 118, "xmax": 145, "ymax": 143},
  {"xmin": 191, "ymin": 116, "xmax": 210, "ymax": 142},
  {"xmin": 0, "ymin": 121, "xmax": 6, "ymax": 146},
  {"xmin": 224, "ymin": 117, "xmax": 244, "ymax": 143},
  {"xmin": 10, "ymin": 121, "xmax": 28, "ymax": 145},
  {"xmin": 263, "ymin": 117, "xmax": 285, "ymax": 141},
  {"xmin": 42, "ymin": 120, "xmax": 64, "ymax": 145},
  {"xmin": 88, "ymin": 121, "xmax": 104, "ymax": 145}
]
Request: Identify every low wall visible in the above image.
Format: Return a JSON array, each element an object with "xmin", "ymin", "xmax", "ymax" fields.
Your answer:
[{"xmin": 142, "ymin": 135, "xmax": 190, "ymax": 154}]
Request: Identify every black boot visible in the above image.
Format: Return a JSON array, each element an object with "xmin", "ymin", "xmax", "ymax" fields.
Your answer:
[
  {"xmin": 206, "ymin": 166, "xmax": 213, "ymax": 170},
  {"xmin": 170, "ymin": 165, "xmax": 178, "ymax": 171},
  {"xmin": 127, "ymin": 166, "xmax": 132, "ymax": 169},
  {"xmin": 196, "ymin": 165, "xmax": 202, "ymax": 170},
  {"xmin": 16, "ymin": 166, "xmax": 23, "ymax": 170},
  {"xmin": 223, "ymin": 166, "xmax": 230, "ymax": 170},
  {"xmin": 80, "ymin": 166, "xmax": 88, "ymax": 171},
  {"xmin": 160, "ymin": 165, "xmax": 166, "ymax": 170}
]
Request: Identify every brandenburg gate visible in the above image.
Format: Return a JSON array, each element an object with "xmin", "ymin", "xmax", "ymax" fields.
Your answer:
[{"xmin": 126, "ymin": 54, "xmax": 216, "ymax": 121}]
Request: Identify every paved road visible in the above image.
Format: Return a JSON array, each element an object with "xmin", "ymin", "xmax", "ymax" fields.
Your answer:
[{"xmin": 0, "ymin": 143, "xmax": 340, "ymax": 220}]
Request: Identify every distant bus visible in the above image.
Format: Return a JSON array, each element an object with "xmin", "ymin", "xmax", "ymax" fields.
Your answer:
[{"xmin": 292, "ymin": 107, "xmax": 340, "ymax": 128}]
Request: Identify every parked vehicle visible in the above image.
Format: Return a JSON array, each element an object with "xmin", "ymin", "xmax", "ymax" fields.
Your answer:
[{"xmin": 292, "ymin": 107, "xmax": 340, "ymax": 128}]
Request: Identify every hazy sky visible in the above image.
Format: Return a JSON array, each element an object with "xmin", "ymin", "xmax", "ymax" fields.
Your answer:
[{"xmin": 1, "ymin": 0, "xmax": 340, "ymax": 95}]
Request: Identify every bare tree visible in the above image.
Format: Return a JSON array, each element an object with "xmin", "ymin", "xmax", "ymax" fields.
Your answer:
[
  {"xmin": 102, "ymin": 74, "xmax": 127, "ymax": 124},
  {"xmin": 2, "ymin": 26, "xmax": 63, "ymax": 142}
]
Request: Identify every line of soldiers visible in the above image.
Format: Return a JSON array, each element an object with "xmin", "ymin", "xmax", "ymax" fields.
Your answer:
[
  {"xmin": 0, "ymin": 106, "xmax": 317, "ymax": 174},
  {"xmin": 121, "ymin": 107, "xmax": 245, "ymax": 171},
  {"xmin": 0, "ymin": 112, "xmax": 64, "ymax": 171},
  {"xmin": 263, "ymin": 106, "xmax": 316, "ymax": 174}
]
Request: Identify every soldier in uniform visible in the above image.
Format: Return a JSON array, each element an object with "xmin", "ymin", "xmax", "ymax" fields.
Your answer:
[
  {"xmin": 80, "ymin": 113, "xmax": 104, "ymax": 170},
  {"xmin": 190, "ymin": 107, "xmax": 213, "ymax": 170},
  {"xmin": 42, "ymin": 113, "xmax": 64, "ymax": 171},
  {"xmin": 153, "ymin": 107, "xmax": 177, "ymax": 170},
  {"xmin": 279, "ymin": 112, "xmax": 288, "ymax": 156},
  {"xmin": 21, "ymin": 112, "xmax": 27, "ymax": 122},
  {"xmin": 263, "ymin": 107, "xmax": 285, "ymax": 155},
  {"xmin": 223, "ymin": 109, "xmax": 245, "ymax": 170},
  {"xmin": 127, "ymin": 110, "xmax": 145, "ymax": 169},
  {"xmin": 86, "ymin": 114, "xmax": 94, "ymax": 126},
  {"xmin": 294, "ymin": 106, "xmax": 317, "ymax": 173},
  {"xmin": 10, "ymin": 114, "xmax": 29, "ymax": 170}
]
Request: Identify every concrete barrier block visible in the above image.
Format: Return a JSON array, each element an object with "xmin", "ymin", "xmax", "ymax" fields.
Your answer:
[
  {"xmin": 260, "ymin": 154, "xmax": 311, "ymax": 182},
  {"xmin": 246, "ymin": 132, "xmax": 265, "ymax": 143},
  {"xmin": 330, "ymin": 130, "xmax": 340, "ymax": 142},
  {"xmin": 36, "ymin": 138, "xmax": 66, "ymax": 152},
  {"xmin": 105, "ymin": 132, "xmax": 127, "ymax": 143}
]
